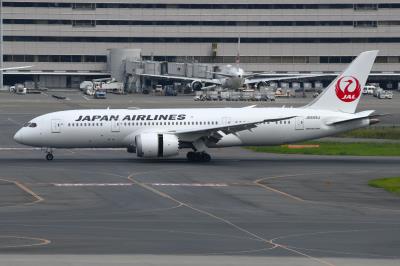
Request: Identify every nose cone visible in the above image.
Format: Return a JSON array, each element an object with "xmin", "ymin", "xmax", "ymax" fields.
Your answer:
[{"xmin": 13, "ymin": 130, "xmax": 24, "ymax": 144}]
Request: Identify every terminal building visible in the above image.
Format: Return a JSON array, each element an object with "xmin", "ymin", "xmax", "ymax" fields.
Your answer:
[{"xmin": 1, "ymin": 0, "xmax": 400, "ymax": 89}]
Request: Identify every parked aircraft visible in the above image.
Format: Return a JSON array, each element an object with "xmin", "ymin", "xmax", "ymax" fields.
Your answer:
[
  {"xmin": 140, "ymin": 64, "xmax": 319, "ymax": 91},
  {"xmin": 140, "ymin": 39, "xmax": 319, "ymax": 90},
  {"xmin": 14, "ymin": 51, "xmax": 380, "ymax": 162}
]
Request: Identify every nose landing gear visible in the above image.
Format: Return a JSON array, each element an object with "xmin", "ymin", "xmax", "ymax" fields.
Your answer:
[
  {"xmin": 43, "ymin": 148, "xmax": 54, "ymax": 161},
  {"xmin": 46, "ymin": 153, "xmax": 54, "ymax": 161}
]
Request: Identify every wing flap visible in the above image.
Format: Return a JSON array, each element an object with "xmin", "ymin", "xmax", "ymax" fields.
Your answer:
[
  {"xmin": 244, "ymin": 74, "xmax": 325, "ymax": 85},
  {"xmin": 168, "ymin": 115, "xmax": 297, "ymax": 142}
]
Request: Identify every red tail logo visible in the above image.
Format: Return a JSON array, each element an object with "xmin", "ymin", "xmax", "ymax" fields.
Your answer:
[{"xmin": 335, "ymin": 76, "xmax": 361, "ymax": 102}]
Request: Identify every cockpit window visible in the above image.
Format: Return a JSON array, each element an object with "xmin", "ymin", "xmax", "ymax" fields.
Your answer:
[{"xmin": 23, "ymin": 122, "xmax": 37, "ymax": 128}]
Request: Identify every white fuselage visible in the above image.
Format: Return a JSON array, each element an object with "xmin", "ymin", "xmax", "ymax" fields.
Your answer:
[
  {"xmin": 217, "ymin": 65, "xmax": 245, "ymax": 89},
  {"xmin": 14, "ymin": 107, "xmax": 370, "ymax": 149}
]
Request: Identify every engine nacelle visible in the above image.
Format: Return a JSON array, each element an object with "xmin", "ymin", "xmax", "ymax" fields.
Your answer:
[
  {"xmin": 135, "ymin": 133, "xmax": 179, "ymax": 158},
  {"xmin": 191, "ymin": 81, "xmax": 203, "ymax": 91},
  {"xmin": 257, "ymin": 81, "xmax": 270, "ymax": 89}
]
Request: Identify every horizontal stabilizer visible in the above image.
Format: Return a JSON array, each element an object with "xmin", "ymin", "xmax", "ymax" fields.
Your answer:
[{"xmin": 325, "ymin": 111, "xmax": 389, "ymax": 126}]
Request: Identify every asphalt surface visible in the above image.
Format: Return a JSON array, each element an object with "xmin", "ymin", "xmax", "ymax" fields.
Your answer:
[{"xmin": 0, "ymin": 91, "xmax": 399, "ymax": 266}]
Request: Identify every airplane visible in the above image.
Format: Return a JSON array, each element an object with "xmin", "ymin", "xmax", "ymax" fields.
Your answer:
[
  {"xmin": 14, "ymin": 50, "xmax": 381, "ymax": 162},
  {"xmin": 141, "ymin": 64, "xmax": 320, "ymax": 91},
  {"xmin": 140, "ymin": 38, "xmax": 320, "ymax": 91}
]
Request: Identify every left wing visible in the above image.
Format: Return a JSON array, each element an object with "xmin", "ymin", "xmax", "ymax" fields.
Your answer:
[
  {"xmin": 244, "ymin": 74, "xmax": 325, "ymax": 85},
  {"xmin": 139, "ymin": 73, "xmax": 222, "ymax": 85},
  {"xmin": 168, "ymin": 115, "xmax": 296, "ymax": 143}
]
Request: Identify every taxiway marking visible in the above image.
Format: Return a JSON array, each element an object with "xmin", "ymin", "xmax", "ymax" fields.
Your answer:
[
  {"xmin": 53, "ymin": 183, "xmax": 133, "ymax": 187},
  {"xmin": 0, "ymin": 235, "xmax": 51, "ymax": 249},
  {"xmin": 127, "ymin": 174, "xmax": 336, "ymax": 266},
  {"xmin": 150, "ymin": 183, "xmax": 228, "ymax": 187},
  {"xmin": 254, "ymin": 177, "xmax": 304, "ymax": 202},
  {"xmin": 0, "ymin": 178, "xmax": 44, "ymax": 204},
  {"xmin": 82, "ymin": 95, "xmax": 91, "ymax": 101},
  {"xmin": 7, "ymin": 118, "xmax": 22, "ymax": 126},
  {"xmin": 14, "ymin": 181, "xmax": 44, "ymax": 203}
]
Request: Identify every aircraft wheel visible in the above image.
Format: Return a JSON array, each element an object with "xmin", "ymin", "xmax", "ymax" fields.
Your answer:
[
  {"xmin": 186, "ymin": 151, "xmax": 196, "ymax": 161},
  {"xmin": 199, "ymin": 152, "xmax": 211, "ymax": 162},
  {"xmin": 46, "ymin": 153, "xmax": 54, "ymax": 161}
]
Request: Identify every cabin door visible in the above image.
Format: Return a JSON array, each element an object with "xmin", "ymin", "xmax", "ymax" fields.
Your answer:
[
  {"xmin": 295, "ymin": 117, "xmax": 305, "ymax": 130},
  {"xmin": 111, "ymin": 120, "xmax": 120, "ymax": 132},
  {"xmin": 51, "ymin": 119, "xmax": 62, "ymax": 133}
]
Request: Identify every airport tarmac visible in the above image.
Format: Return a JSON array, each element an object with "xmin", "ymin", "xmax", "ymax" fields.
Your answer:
[{"xmin": 0, "ymin": 91, "xmax": 399, "ymax": 266}]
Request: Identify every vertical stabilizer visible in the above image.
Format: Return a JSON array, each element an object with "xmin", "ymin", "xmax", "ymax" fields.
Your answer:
[{"xmin": 305, "ymin": 50, "xmax": 378, "ymax": 113}]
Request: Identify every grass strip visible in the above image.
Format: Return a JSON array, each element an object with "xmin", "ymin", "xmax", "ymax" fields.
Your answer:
[
  {"xmin": 336, "ymin": 127, "xmax": 400, "ymax": 140},
  {"xmin": 368, "ymin": 177, "xmax": 400, "ymax": 195},
  {"xmin": 247, "ymin": 142, "xmax": 400, "ymax": 156}
]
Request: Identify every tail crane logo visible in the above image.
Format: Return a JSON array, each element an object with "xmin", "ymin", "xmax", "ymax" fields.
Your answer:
[{"xmin": 335, "ymin": 76, "xmax": 361, "ymax": 102}]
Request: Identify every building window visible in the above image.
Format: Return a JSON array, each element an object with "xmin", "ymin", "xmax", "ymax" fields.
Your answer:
[
  {"xmin": 73, "ymin": 20, "xmax": 96, "ymax": 27},
  {"xmin": 354, "ymin": 4, "xmax": 378, "ymax": 11},
  {"xmin": 72, "ymin": 3, "xmax": 95, "ymax": 10},
  {"xmin": 354, "ymin": 21, "xmax": 377, "ymax": 28}
]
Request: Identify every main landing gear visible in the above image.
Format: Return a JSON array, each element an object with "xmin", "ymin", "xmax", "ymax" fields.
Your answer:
[{"xmin": 186, "ymin": 151, "xmax": 211, "ymax": 162}]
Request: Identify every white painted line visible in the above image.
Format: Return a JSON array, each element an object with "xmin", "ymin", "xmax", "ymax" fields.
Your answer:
[
  {"xmin": 7, "ymin": 118, "xmax": 22, "ymax": 126},
  {"xmin": 53, "ymin": 183, "xmax": 133, "ymax": 187},
  {"xmin": 0, "ymin": 148, "xmax": 42, "ymax": 151},
  {"xmin": 82, "ymin": 95, "xmax": 91, "ymax": 101},
  {"xmin": 150, "ymin": 183, "xmax": 228, "ymax": 187}
]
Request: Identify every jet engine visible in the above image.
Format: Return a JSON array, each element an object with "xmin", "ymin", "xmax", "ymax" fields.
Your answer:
[
  {"xmin": 135, "ymin": 133, "xmax": 179, "ymax": 158},
  {"xmin": 191, "ymin": 81, "xmax": 203, "ymax": 91},
  {"xmin": 257, "ymin": 81, "xmax": 270, "ymax": 89}
]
